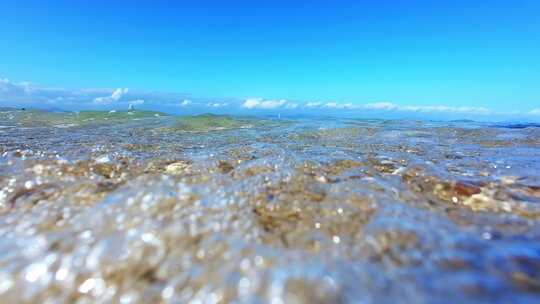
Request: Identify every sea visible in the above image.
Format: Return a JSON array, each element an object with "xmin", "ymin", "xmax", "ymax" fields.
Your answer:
[{"xmin": 1, "ymin": 108, "xmax": 540, "ymax": 303}]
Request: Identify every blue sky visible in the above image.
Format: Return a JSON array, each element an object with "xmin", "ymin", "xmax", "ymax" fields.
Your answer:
[{"xmin": 0, "ymin": 0, "xmax": 539, "ymax": 119}]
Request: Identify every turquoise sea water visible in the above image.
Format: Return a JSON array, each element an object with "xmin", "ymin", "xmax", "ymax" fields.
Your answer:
[{"xmin": 1, "ymin": 109, "xmax": 540, "ymax": 303}]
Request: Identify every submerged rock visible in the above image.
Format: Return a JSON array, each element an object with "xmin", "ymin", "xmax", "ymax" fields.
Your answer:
[
  {"xmin": 165, "ymin": 161, "xmax": 192, "ymax": 175},
  {"xmin": 159, "ymin": 114, "xmax": 261, "ymax": 133}
]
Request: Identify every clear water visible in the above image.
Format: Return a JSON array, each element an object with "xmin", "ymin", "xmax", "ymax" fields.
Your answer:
[{"xmin": 1, "ymin": 109, "xmax": 540, "ymax": 303}]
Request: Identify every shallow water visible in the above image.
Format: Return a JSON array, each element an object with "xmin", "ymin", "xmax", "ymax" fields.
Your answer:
[{"xmin": 1, "ymin": 109, "xmax": 540, "ymax": 303}]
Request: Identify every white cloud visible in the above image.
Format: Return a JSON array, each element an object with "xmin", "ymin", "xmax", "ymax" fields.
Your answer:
[
  {"xmin": 304, "ymin": 101, "xmax": 356, "ymax": 109},
  {"xmin": 93, "ymin": 88, "xmax": 129, "ymax": 104},
  {"xmin": 530, "ymin": 108, "xmax": 540, "ymax": 115},
  {"xmin": 399, "ymin": 105, "xmax": 491, "ymax": 114},
  {"xmin": 1, "ymin": 78, "xmax": 26, "ymax": 94},
  {"xmin": 298, "ymin": 100, "xmax": 493, "ymax": 115},
  {"xmin": 0, "ymin": 78, "xmax": 11, "ymax": 87},
  {"xmin": 355, "ymin": 102, "xmax": 491, "ymax": 115},
  {"xmin": 362, "ymin": 102, "xmax": 398, "ymax": 110},
  {"xmin": 305, "ymin": 102, "xmax": 323, "ymax": 108},
  {"xmin": 206, "ymin": 102, "xmax": 229, "ymax": 107},
  {"xmin": 242, "ymin": 98, "xmax": 288, "ymax": 109},
  {"xmin": 323, "ymin": 102, "xmax": 339, "ymax": 108},
  {"xmin": 303, "ymin": 101, "xmax": 356, "ymax": 110},
  {"xmin": 179, "ymin": 99, "xmax": 225, "ymax": 107},
  {"xmin": 242, "ymin": 98, "xmax": 493, "ymax": 115},
  {"xmin": 323, "ymin": 102, "xmax": 355, "ymax": 109},
  {"xmin": 285, "ymin": 103, "xmax": 299, "ymax": 109},
  {"xmin": 180, "ymin": 99, "xmax": 192, "ymax": 106}
]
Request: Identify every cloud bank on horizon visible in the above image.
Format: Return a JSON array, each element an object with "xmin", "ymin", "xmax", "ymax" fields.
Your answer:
[
  {"xmin": 93, "ymin": 88, "xmax": 129, "ymax": 104},
  {"xmin": 1, "ymin": 77, "xmax": 539, "ymax": 121}
]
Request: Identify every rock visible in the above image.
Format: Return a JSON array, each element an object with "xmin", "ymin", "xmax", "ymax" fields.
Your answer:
[
  {"xmin": 217, "ymin": 161, "xmax": 234, "ymax": 174},
  {"xmin": 165, "ymin": 161, "xmax": 191, "ymax": 175}
]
